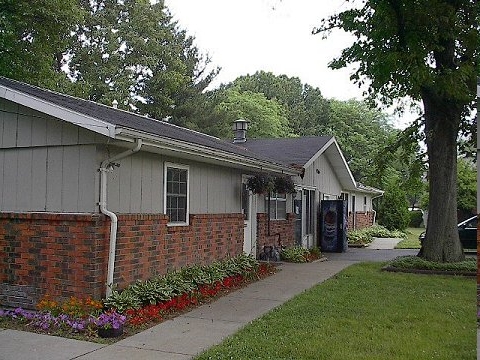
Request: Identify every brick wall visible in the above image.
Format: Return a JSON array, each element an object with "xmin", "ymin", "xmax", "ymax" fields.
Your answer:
[
  {"xmin": 0, "ymin": 213, "xmax": 107, "ymax": 308},
  {"xmin": 0, "ymin": 212, "xmax": 244, "ymax": 308},
  {"xmin": 256, "ymin": 213, "xmax": 295, "ymax": 254},
  {"xmin": 348, "ymin": 211, "xmax": 375, "ymax": 230},
  {"xmin": 114, "ymin": 213, "xmax": 244, "ymax": 288}
]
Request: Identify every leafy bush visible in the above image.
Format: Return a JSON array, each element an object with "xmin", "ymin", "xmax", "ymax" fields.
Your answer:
[
  {"xmin": 104, "ymin": 253, "xmax": 263, "ymax": 312},
  {"xmin": 281, "ymin": 246, "xmax": 310, "ymax": 263},
  {"xmin": 281, "ymin": 246, "xmax": 321, "ymax": 263},
  {"xmin": 409, "ymin": 210, "xmax": 424, "ymax": 228},
  {"xmin": 387, "ymin": 256, "xmax": 476, "ymax": 272},
  {"xmin": 347, "ymin": 229, "xmax": 373, "ymax": 245},
  {"xmin": 347, "ymin": 225, "xmax": 407, "ymax": 245},
  {"xmin": 378, "ymin": 181, "xmax": 410, "ymax": 230}
]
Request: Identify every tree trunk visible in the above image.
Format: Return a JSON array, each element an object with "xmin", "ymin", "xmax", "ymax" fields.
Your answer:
[{"xmin": 419, "ymin": 89, "xmax": 464, "ymax": 262}]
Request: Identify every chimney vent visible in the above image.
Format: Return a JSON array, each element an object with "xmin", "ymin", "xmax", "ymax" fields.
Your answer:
[
  {"xmin": 233, "ymin": 119, "xmax": 249, "ymax": 143},
  {"xmin": 112, "ymin": 99, "xmax": 118, "ymax": 109}
]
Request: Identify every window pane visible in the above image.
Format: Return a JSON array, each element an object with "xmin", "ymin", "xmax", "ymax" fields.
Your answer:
[
  {"xmin": 277, "ymin": 200, "xmax": 286, "ymax": 219},
  {"xmin": 166, "ymin": 166, "xmax": 188, "ymax": 223}
]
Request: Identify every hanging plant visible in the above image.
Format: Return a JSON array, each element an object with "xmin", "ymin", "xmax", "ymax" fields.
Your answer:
[
  {"xmin": 273, "ymin": 175, "xmax": 296, "ymax": 194},
  {"xmin": 246, "ymin": 174, "xmax": 274, "ymax": 194}
]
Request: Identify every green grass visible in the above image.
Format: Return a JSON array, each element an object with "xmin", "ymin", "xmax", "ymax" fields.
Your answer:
[
  {"xmin": 195, "ymin": 262, "xmax": 476, "ymax": 360},
  {"xmin": 395, "ymin": 227, "xmax": 423, "ymax": 249},
  {"xmin": 387, "ymin": 256, "xmax": 476, "ymax": 273}
]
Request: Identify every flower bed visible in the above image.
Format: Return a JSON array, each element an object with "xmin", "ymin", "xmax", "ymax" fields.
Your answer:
[
  {"xmin": 0, "ymin": 254, "xmax": 276, "ymax": 342},
  {"xmin": 280, "ymin": 246, "xmax": 322, "ymax": 263}
]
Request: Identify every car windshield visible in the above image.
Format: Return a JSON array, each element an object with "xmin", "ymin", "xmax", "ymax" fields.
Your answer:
[{"xmin": 462, "ymin": 217, "xmax": 477, "ymax": 228}]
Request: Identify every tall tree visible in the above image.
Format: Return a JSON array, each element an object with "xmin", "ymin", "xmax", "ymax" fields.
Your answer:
[
  {"xmin": 69, "ymin": 0, "xmax": 217, "ymax": 119},
  {"xmin": 326, "ymin": 99, "xmax": 393, "ymax": 184},
  {"xmin": 195, "ymin": 88, "xmax": 293, "ymax": 139},
  {"xmin": 0, "ymin": 0, "xmax": 82, "ymax": 88},
  {"xmin": 315, "ymin": 0, "xmax": 478, "ymax": 262},
  {"xmin": 228, "ymin": 71, "xmax": 330, "ymax": 136}
]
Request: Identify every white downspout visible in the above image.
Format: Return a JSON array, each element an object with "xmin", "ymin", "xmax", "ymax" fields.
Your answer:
[{"xmin": 100, "ymin": 139, "xmax": 143, "ymax": 298}]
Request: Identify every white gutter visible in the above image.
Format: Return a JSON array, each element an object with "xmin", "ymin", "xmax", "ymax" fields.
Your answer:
[
  {"xmin": 115, "ymin": 128, "xmax": 299, "ymax": 176},
  {"xmin": 100, "ymin": 139, "xmax": 143, "ymax": 298}
]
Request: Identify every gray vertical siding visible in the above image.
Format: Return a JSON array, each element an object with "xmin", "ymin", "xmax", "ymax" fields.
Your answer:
[
  {"xmin": 301, "ymin": 156, "xmax": 342, "ymax": 196},
  {"xmin": 189, "ymin": 162, "xmax": 241, "ymax": 214},
  {"xmin": 106, "ymin": 153, "xmax": 243, "ymax": 215},
  {"xmin": 0, "ymin": 145, "xmax": 97, "ymax": 212},
  {"xmin": 0, "ymin": 98, "xmax": 103, "ymax": 148},
  {"xmin": 0, "ymin": 97, "xmax": 245, "ymax": 216}
]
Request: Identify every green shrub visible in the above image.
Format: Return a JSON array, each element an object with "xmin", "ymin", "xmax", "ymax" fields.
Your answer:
[
  {"xmin": 347, "ymin": 229, "xmax": 373, "ymax": 245},
  {"xmin": 347, "ymin": 225, "xmax": 407, "ymax": 245},
  {"xmin": 409, "ymin": 210, "xmax": 424, "ymax": 227},
  {"xmin": 281, "ymin": 246, "xmax": 310, "ymax": 263},
  {"xmin": 378, "ymin": 181, "xmax": 410, "ymax": 231},
  {"xmin": 387, "ymin": 256, "xmax": 476, "ymax": 272},
  {"xmin": 104, "ymin": 253, "xmax": 260, "ymax": 312}
]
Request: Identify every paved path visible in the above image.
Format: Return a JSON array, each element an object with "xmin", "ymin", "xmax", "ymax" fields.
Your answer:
[{"xmin": 0, "ymin": 246, "xmax": 453, "ymax": 360}]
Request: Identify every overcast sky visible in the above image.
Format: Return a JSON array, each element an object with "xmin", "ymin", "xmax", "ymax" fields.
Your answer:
[{"xmin": 164, "ymin": 0, "xmax": 415, "ymax": 129}]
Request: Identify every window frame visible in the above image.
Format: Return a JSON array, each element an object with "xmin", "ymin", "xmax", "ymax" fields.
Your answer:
[
  {"xmin": 164, "ymin": 162, "xmax": 190, "ymax": 226},
  {"xmin": 267, "ymin": 192, "xmax": 287, "ymax": 220}
]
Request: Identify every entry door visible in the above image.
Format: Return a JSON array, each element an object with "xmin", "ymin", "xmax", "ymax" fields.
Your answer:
[{"xmin": 241, "ymin": 182, "xmax": 253, "ymax": 255}]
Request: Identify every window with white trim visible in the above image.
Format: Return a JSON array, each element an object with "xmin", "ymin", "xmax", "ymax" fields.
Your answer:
[
  {"xmin": 267, "ymin": 193, "xmax": 287, "ymax": 220},
  {"xmin": 164, "ymin": 163, "xmax": 189, "ymax": 225}
]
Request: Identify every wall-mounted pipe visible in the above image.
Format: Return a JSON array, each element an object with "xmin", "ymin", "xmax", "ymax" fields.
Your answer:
[{"xmin": 99, "ymin": 139, "xmax": 142, "ymax": 298}]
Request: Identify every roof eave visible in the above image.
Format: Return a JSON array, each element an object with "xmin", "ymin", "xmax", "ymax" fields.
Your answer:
[
  {"xmin": 116, "ymin": 128, "xmax": 299, "ymax": 175},
  {"xmin": 0, "ymin": 84, "xmax": 116, "ymax": 138}
]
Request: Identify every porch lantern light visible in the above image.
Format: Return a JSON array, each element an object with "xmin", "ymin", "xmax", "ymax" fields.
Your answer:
[{"xmin": 233, "ymin": 119, "xmax": 250, "ymax": 143}]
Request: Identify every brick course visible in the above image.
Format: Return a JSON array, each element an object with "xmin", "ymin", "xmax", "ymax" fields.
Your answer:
[
  {"xmin": 256, "ymin": 213, "xmax": 295, "ymax": 254},
  {"xmin": 348, "ymin": 211, "xmax": 375, "ymax": 230},
  {"xmin": 0, "ymin": 212, "xmax": 244, "ymax": 308}
]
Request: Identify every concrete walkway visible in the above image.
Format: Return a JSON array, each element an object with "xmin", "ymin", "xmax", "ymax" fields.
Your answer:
[{"xmin": 0, "ymin": 247, "xmax": 423, "ymax": 360}]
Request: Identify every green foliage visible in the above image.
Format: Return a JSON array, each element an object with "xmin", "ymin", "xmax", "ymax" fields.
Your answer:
[
  {"xmin": 388, "ymin": 256, "xmax": 476, "ymax": 273},
  {"xmin": 409, "ymin": 210, "xmax": 424, "ymax": 228},
  {"xmin": 394, "ymin": 228, "xmax": 423, "ymax": 249},
  {"xmin": 378, "ymin": 180, "xmax": 410, "ymax": 231},
  {"xmin": 104, "ymin": 254, "xmax": 260, "ymax": 312},
  {"xmin": 348, "ymin": 225, "xmax": 407, "ymax": 245},
  {"xmin": 280, "ymin": 246, "xmax": 310, "ymax": 263},
  {"xmin": 280, "ymin": 246, "xmax": 322, "ymax": 263},
  {"xmin": 315, "ymin": 0, "xmax": 478, "ymax": 263},
  {"xmin": 0, "ymin": 0, "xmax": 83, "ymax": 88},
  {"xmin": 327, "ymin": 99, "xmax": 394, "ymax": 184},
  {"xmin": 208, "ymin": 88, "xmax": 293, "ymax": 139},
  {"xmin": 456, "ymin": 157, "xmax": 476, "ymax": 213},
  {"xmin": 227, "ymin": 71, "xmax": 330, "ymax": 136},
  {"xmin": 246, "ymin": 174, "xmax": 295, "ymax": 195}
]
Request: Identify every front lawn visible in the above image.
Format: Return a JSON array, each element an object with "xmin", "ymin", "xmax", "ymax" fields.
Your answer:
[
  {"xmin": 395, "ymin": 227, "xmax": 423, "ymax": 249},
  {"xmin": 195, "ymin": 262, "xmax": 476, "ymax": 360}
]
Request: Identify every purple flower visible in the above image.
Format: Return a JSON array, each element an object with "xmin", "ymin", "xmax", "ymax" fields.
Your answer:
[{"xmin": 94, "ymin": 311, "xmax": 126, "ymax": 330}]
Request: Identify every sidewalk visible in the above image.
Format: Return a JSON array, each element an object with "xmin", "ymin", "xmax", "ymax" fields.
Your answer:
[{"xmin": 0, "ymin": 248, "xmax": 417, "ymax": 360}]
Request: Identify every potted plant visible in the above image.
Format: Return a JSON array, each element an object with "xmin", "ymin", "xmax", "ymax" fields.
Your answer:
[
  {"xmin": 246, "ymin": 174, "xmax": 274, "ymax": 194},
  {"xmin": 94, "ymin": 310, "xmax": 126, "ymax": 338},
  {"xmin": 273, "ymin": 175, "xmax": 296, "ymax": 194}
]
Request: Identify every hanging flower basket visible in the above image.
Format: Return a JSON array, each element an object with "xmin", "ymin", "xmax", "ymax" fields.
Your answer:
[
  {"xmin": 246, "ymin": 174, "xmax": 296, "ymax": 195},
  {"xmin": 273, "ymin": 175, "xmax": 296, "ymax": 194},
  {"xmin": 246, "ymin": 174, "xmax": 274, "ymax": 194}
]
